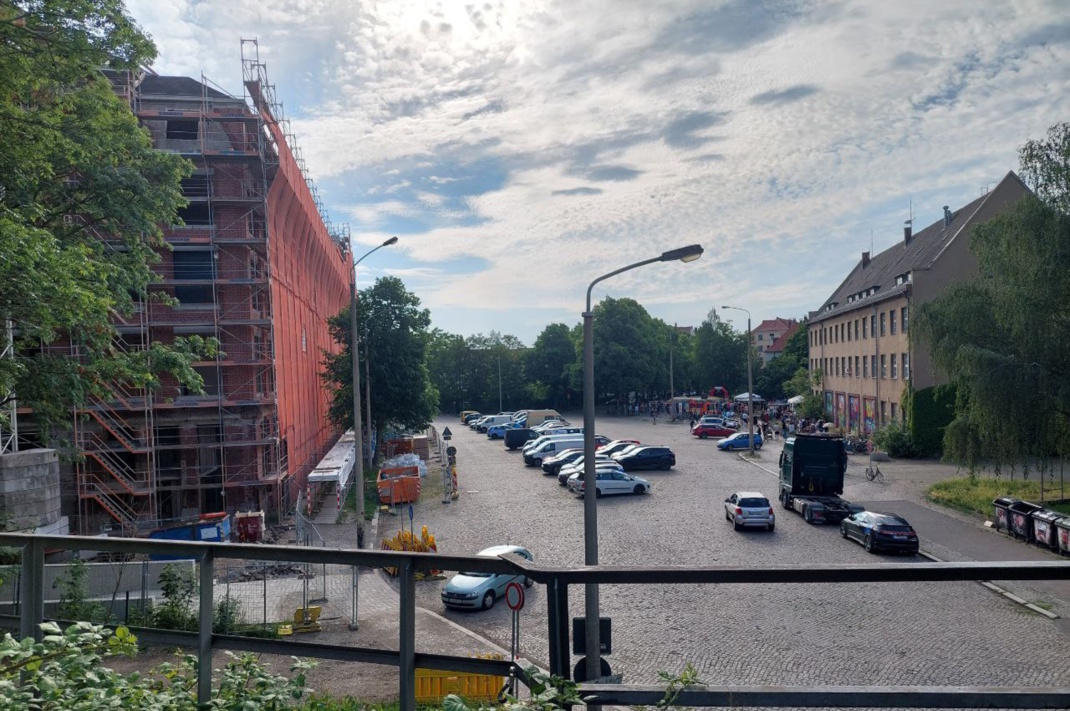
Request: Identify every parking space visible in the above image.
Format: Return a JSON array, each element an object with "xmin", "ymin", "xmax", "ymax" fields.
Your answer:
[{"xmin": 378, "ymin": 416, "xmax": 1070, "ymax": 686}]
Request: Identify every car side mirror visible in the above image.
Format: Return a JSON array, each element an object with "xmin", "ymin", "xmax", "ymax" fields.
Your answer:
[{"xmin": 724, "ymin": 497, "xmax": 731, "ymax": 503}]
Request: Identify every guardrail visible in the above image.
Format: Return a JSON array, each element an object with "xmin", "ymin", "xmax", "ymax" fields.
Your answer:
[{"xmin": 0, "ymin": 534, "xmax": 1068, "ymax": 710}]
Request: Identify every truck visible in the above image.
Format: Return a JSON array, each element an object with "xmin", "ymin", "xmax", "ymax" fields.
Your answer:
[
  {"xmin": 516, "ymin": 409, "xmax": 565, "ymax": 427},
  {"xmin": 778, "ymin": 435, "xmax": 863, "ymax": 525}
]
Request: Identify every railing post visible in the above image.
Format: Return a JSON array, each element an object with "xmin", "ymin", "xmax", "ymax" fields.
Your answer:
[
  {"xmin": 546, "ymin": 576, "xmax": 570, "ymax": 678},
  {"xmin": 19, "ymin": 538, "xmax": 44, "ymax": 641},
  {"xmin": 399, "ymin": 558, "xmax": 416, "ymax": 711},
  {"xmin": 198, "ymin": 549, "xmax": 215, "ymax": 706}
]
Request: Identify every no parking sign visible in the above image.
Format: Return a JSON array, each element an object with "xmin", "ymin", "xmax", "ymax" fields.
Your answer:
[{"xmin": 505, "ymin": 581, "xmax": 525, "ymax": 611}]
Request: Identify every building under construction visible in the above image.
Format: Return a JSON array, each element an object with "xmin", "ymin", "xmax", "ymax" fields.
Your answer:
[{"xmin": 59, "ymin": 42, "xmax": 353, "ymax": 534}]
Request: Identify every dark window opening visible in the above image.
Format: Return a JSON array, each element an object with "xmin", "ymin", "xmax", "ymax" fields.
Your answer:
[
  {"xmin": 175, "ymin": 203, "xmax": 211, "ymax": 226},
  {"xmin": 166, "ymin": 119, "xmax": 199, "ymax": 140},
  {"xmin": 174, "ymin": 284, "xmax": 213, "ymax": 304},
  {"xmin": 180, "ymin": 175, "xmax": 210, "ymax": 197},
  {"xmin": 155, "ymin": 426, "xmax": 181, "ymax": 446},
  {"xmin": 173, "ymin": 250, "xmax": 215, "ymax": 280}
]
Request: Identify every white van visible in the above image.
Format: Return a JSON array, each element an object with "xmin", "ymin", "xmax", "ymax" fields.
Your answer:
[
  {"xmin": 523, "ymin": 436, "xmax": 585, "ymax": 466},
  {"xmin": 475, "ymin": 414, "xmax": 513, "ymax": 432},
  {"xmin": 522, "ymin": 429, "xmax": 584, "ymax": 454}
]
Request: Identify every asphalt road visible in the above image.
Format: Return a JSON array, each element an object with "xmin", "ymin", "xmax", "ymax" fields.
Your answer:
[{"xmin": 378, "ymin": 416, "xmax": 1070, "ymax": 687}]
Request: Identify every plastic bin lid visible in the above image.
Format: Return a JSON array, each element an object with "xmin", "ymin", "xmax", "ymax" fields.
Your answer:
[
  {"xmin": 1008, "ymin": 500, "xmax": 1043, "ymax": 512},
  {"xmin": 993, "ymin": 497, "xmax": 1021, "ymax": 506},
  {"xmin": 1033, "ymin": 509, "xmax": 1068, "ymax": 523}
]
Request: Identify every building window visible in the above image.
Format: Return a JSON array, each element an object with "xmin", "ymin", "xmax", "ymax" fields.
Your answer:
[
  {"xmin": 891, "ymin": 354, "xmax": 898, "ymax": 379},
  {"xmin": 871, "ymin": 354, "xmax": 877, "ymax": 379},
  {"xmin": 301, "ymin": 329, "xmax": 307, "ymax": 353},
  {"xmin": 890, "ymin": 402, "xmax": 898, "ymax": 420},
  {"xmin": 835, "ymin": 358, "xmax": 840, "ymax": 377},
  {"xmin": 881, "ymin": 400, "xmax": 887, "ymax": 423},
  {"xmin": 854, "ymin": 319, "xmax": 859, "ymax": 340},
  {"xmin": 890, "ymin": 309, "xmax": 897, "ymax": 335},
  {"xmin": 855, "ymin": 356, "xmax": 860, "ymax": 378},
  {"xmin": 180, "ymin": 175, "xmax": 210, "ymax": 197},
  {"xmin": 903, "ymin": 352, "xmax": 909, "ymax": 380},
  {"xmin": 175, "ymin": 203, "xmax": 212, "ymax": 226},
  {"xmin": 846, "ymin": 322, "xmax": 851, "ymax": 342},
  {"xmin": 902, "ymin": 306, "xmax": 909, "ymax": 332},
  {"xmin": 757, "ymin": 333, "xmax": 763, "ymax": 341},
  {"xmin": 881, "ymin": 354, "xmax": 887, "ymax": 378},
  {"xmin": 166, "ymin": 118, "xmax": 199, "ymax": 140},
  {"xmin": 862, "ymin": 317, "xmax": 868, "ymax": 339},
  {"xmin": 880, "ymin": 312, "xmax": 886, "ymax": 336},
  {"xmin": 870, "ymin": 314, "xmax": 876, "ymax": 338},
  {"xmin": 863, "ymin": 356, "xmax": 869, "ymax": 378}
]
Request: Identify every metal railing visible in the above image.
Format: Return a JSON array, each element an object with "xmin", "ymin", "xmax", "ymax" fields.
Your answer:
[{"xmin": 0, "ymin": 534, "xmax": 1068, "ymax": 710}]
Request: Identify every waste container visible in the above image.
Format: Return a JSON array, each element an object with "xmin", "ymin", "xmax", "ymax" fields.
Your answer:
[
  {"xmin": 1007, "ymin": 500, "xmax": 1042, "ymax": 541},
  {"xmin": 1055, "ymin": 517, "xmax": 1070, "ymax": 557},
  {"xmin": 1031, "ymin": 509, "xmax": 1066, "ymax": 551},
  {"xmin": 993, "ymin": 497, "xmax": 1020, "ymax": 532}
]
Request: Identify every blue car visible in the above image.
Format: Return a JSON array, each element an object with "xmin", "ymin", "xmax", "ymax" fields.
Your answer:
[
  {"xmin": 717, "ymin": 432, "xmax": 763, "ymax": 451},
  {"xmin": 486, "ymin": 422, "xmax": 519, "ymax": 439}
]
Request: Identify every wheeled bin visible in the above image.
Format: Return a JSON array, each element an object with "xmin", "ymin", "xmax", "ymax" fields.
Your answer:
[
  {"xmin": 1031, "ymin": 509, "xmax": 1066, "ymax": 551},
  {"xmin": 1055, "ymin": 517, "xmax": 1070, "ymax": 556},
  {"xmin": 1007, "ymin": 500, "xmax": 1042, "ymax": 542},
  {"xmin": 993, "ymin": 497, "xmax": 1020, "ymax": 532}
]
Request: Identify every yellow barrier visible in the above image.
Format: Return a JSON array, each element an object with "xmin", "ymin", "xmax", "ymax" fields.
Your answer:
[{"xmin": 414, "ymin": 654, "xmax": 504, "ymax": 703}]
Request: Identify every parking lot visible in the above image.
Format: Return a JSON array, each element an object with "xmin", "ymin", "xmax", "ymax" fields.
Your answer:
[{"xmin": 380, "ymin": 415, "xmax": 1070, "ymax": 687}]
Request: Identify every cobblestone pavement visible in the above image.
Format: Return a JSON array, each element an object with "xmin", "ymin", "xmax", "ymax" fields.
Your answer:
[{"xmin": 375, "ymin": 415, "xmax": 1070, "ymax": 688}]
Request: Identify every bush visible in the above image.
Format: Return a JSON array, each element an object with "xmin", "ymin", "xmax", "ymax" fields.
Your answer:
[
  {"xmin": 928, "ymin": 476, "xmax": 1070, "ymax": 517},
  {"xmin": 213, "ymin": 594, "xmax": 245, "ymax": 634},
  {"xmin": 153, "ymin": 564, "xmax": 198, "ymax": 631},
  {"xmin": 906, "ymin": 385, "xmax": 955, "ymax": 457},
  {"xmin": 873, "ymin": 421, "xmax": 917, "ymax": 458}
]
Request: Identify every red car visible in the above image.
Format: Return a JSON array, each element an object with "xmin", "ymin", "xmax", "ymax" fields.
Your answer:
[{"xmin": 692, "ymin": 423, "xmax": 736, "ymax": 439}]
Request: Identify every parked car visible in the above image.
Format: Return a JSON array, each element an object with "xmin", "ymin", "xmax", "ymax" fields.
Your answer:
[
  {"xmin": 692, "ymin": 422, "xmax": 736, "ymax": 439},
  {"xmin": 724, "ymin": 491, "xmax": 775, "ymax": 531},
  {"xmin": 717, "ymin": 432, "xmax": 763, "ymax": 450},
  {"xmin": 558, "ymin": 457, "xmax": 618, "ymax": 484},
  {"xmin": 463, "ymin": 412, "xmax": 483, "ymax": 425},
  {"xmin": 486, "ymin": 422, "xmax": 520, "ymax": 439},
  {"xmin": 504, "ymin": 428, "xmax": 539, "ymax": 450},
  {"xmin": 598, "ymin": 439, "xmax": 640, "ymax": 456},
  {"xmin": 440, "ymin": 545, "xmax": 533, "ymax": 610},
  {"xmin": 460, "ymin": 410, "xmax": 480, "ymax": 422},
  {"xmin": 840, "ymin": 512, "xmax": 919, "ymax": 555},
  {"xmin": 612, "ymin": 445, "xmax": 675, "ymax": 471},
  {"xmin": 567, "ymin": 469, "xmax": 651, "ymax": 497},
  {"xmin": 541, "ymin": 448, "xmax": 585, "ymax": 475}
]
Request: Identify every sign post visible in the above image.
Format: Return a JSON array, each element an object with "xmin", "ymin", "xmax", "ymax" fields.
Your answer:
[{"xmin": 505, "ymin": 581, "xmax": 525, "ymax": 698}]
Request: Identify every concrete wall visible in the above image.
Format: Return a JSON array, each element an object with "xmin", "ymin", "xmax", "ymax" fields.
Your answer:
[{"xmin": 0, "ymin": 449, "xmax": 61, "ymax": 530}]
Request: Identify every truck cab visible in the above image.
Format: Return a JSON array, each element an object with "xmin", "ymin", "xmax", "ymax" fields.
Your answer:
[{"xmin": 779, "ymin": 435, "xmax": 862, "ymax": 524}]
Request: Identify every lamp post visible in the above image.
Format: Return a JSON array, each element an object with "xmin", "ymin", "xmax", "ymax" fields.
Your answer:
[
  {"xmin": 581, "ymin": 243, "xmax": 702, "ymax": 683},
  {"xmin": 721, "ymin": 305, "xmax": 754, "ymax": 455},
  {"xmin": 351, "ymin": 236, "xmax": 398, "ymax": 544}
]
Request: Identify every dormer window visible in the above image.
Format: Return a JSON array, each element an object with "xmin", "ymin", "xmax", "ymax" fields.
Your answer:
[{"xmin": 894, "ymin": 272, "xmax": 912, "ymax": 286}]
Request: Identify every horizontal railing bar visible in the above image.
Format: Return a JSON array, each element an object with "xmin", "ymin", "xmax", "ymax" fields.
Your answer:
[
  {"xmin": 219, "ymin": 634, "xmax": 402, "ymax": 667},
  {"xmin": 581, "ymin": 685, "xmax": 1070, "ymax": 708}
]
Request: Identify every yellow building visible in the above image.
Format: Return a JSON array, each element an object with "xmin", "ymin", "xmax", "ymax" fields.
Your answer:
[{"xmin": 808, "ymin": 172, "xmax": 1029, "ymax": 433}]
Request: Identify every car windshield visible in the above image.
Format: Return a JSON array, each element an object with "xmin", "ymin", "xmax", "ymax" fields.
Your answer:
[{"xmin": 739, "ymin": 498, "xmax": 769, "ymax": 508}]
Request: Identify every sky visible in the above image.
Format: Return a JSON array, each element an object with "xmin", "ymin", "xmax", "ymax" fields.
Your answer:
[{"xmin": 127, "ymin": 0, "xmax": 1070, "ymax": 343}]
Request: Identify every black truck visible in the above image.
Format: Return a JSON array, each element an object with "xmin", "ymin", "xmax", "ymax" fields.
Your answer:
[{"xmin": 778, "ymin": 434, "xmax": 863, "ymax": 525}]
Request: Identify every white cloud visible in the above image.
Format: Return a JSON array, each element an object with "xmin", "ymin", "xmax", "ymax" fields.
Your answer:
[{"xmin": 129, "ymin": 0, "xmax": 1070, "ymax": 340}]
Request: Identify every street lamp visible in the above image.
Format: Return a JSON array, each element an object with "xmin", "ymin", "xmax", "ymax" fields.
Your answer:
[
  {"xmin": 721, "ymin": 305, "xmax": 754, "ymax": 455},
  {"xmin": 581, "ymin": 243, "xmax": 702, "ymax": 682},
  {"xmin": 351, "ymin": 235, "xmax": 398, "ymax": 544}
]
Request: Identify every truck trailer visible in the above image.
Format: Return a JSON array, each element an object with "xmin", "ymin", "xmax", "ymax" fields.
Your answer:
[{"xmin": 778, "ymin": 435, "xmax": 863, "ymax": 525}]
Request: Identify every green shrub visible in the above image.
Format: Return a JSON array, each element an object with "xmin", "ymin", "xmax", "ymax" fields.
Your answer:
[
  {"xmin": 54, "ymin": 558, "xmax": 109, "ymax": 623},
  {"xmin": 906, "ymin": 385, "xmax": 956, "ymax": 457},
  {"xmin": 873, "ymin": 421, "xmax": 917, "ymax": 458},
  {"xmin": 213, "ymin": 593, "xmax": 244, "ymax": 634},
  {"xmin": 153, "ymin": 563, "xmax": 197, "ymax": 631}
]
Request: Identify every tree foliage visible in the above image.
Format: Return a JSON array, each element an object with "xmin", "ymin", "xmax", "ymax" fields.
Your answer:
[
  {"xmin": 1018, "ymin": 121, "xmax": 1070, "ymax": 214},
  {"xmin": 755, "ymin": 323, "xmax": 807, "ymax": 400},
  {"xmin": 688, "ymin": 315, "xmax": 747, "ymax": 396},
  {"xmin": 323, "ymin": 277, "xmax": 438, "ymax": 436},
  {"xmin": 913, "ymin": 195, "xmax": 1070, "ymax": 471},
  {"xmin": 0, "ymin": 0, "xmax": 214, "ymax": 435},
  {"xmin": 526, "ymin": 324, "xmax": 575, "ymax": 409}
]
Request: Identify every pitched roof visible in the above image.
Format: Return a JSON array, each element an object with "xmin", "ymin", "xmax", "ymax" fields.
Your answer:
[
  {"xmin": 811, "ymin": 171, "xmax": 1029, "ymax": 324},
  {"xmin": 139, "ymin": 75, "xmax": 237, "ymax": 101},
  {"xmin": 767, "ymin": 321, "xmax": 801, "ymax": 354},
  {"xmin": 754, "ymin": 317, "xmax": 797, "ymax": 333}
]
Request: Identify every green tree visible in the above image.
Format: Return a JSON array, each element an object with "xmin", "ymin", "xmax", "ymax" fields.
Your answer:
[
  {"xmin": 755, "ymin": 322, "xmax": 807, "ymax": 400},
  {"xmin": 591, "ymin": 298, "xmax": 661, "ymax": 406},
  {"xmin": 427, "ymin": 329, "xmax": 470, "ymax": 414},
  {"xmin": 0, "ymin": 0, "xmax": 214, "ymax": 434},
  {"xmin": 1018, "ymin": 121, "xmax": 1070, "ymax": 214},
  {"xmin": 323, "ymin": 277, "xmax": 438, "ymax": 440},
  {"xmin": 689, "ymin": 310, "xmax": 747, "ymax": 395},
  {"xmin": 526, "ymin": 323, "xmax": 576, "ymax": 408},
  {"xmin": 913, "ymin": 195, "xmax": 1070, "ymax": 471}
]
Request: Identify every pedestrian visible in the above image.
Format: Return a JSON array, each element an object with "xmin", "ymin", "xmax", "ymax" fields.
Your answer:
[{"xmin": 652, "ymin": 408, "xmax": 657, "ymax": 425}]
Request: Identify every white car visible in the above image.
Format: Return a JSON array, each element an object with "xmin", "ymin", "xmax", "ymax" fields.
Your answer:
[
  {"xmin": 724, "ymin": 491, "xmax": 775, "ymax": 532},
  {"xmin": 558, "ymin": 458, "xmax": 619, "ymax": 485},
  {"xmin": 567, "ymin": 469, "xmax": 651, "ymax": 497}
]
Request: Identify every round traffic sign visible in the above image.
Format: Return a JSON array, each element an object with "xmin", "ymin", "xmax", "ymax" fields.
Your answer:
[{"xmin": 505, "ymin": 581, "xmax": 525, "ymax": 611}]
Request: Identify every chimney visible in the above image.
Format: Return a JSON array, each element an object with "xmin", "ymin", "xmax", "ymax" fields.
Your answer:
[
  {"xmin": 943, "ymin": 205, "xmax": 954, "ymax": 227},
  {"xmin": 904, "ymin": 220, "xmax": 912, "ymax": 245},
  {"xmin": 861, "ymin": 251, "xmax": 870, "ymax": 268}
]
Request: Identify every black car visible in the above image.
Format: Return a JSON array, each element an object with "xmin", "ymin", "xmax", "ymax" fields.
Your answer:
[
  {"xmin": 504, "ymin": 428, "xmax": 539, "ymax": 450},
  {"xmin": 612, "ymin": 446, "xmax": 675, "ymax": 471},
  {"xmin": 840, "ymin": 511, "xmax": 919, "ymax": 555},
  {"xmin": 463, "ymin": 412, "xmax": 482, "ymax": 424},
  {"xmin": 542, "ymin": 448, "xmax": 584, "ymax": 475}
]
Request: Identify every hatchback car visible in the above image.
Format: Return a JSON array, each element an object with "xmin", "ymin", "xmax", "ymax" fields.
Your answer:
[
  {"xmin": 724, "ymin": 491, "xmax": 775, "ymax": 531},
  {"xmin": 716, "ymin": 432, "xmax": 763, "ymax": 450},
  {"xmin": 692, "ymin": 422, "xmax": 736, "ymax": 439},
  {"xmin": 440, "ymin": 545, "xmax": 533, "ymax": 610},
  {"xmin": 567, "ymin": 469, "xmax": 651, "ymax": 497},
  {"xmin": 558, "ymin": 458, "xmax": 619, "ymax": 485},
  {"xmin": 840, "ymin": 512, "xmax": 919, "ymax": 554},
  {"xmin": 612, "ymin": 446, "xmax": 675, "ymax": 471}
]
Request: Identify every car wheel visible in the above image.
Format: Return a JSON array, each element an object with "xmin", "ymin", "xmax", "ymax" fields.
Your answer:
[
  {"xmin": 755, "ymin": 443, "xmax": 762, "ymax": 450},
  {"xmin": 661, "ymin": 463, "xmax": 671, "ymax": 470},
  {"xmin": 768, "ymin": 523, "xmax": 775, "ymax": 532},
  {"xmin": 700, "ymin": 433, "xmax": 707, "ymax": 439},
  {"xmin": 595, "ymin": 488, "xmax": 603, "ymax": 498},
  {"xmin": 780, "ymin": 492, "xmax": 792, "ymax": 510},
  {"xmin": 524, "ymin": 576, "xmax": 533, "ymax": 588},
  {"xmin": 634, "ymin": 484, "xmax": 645, "ymax": 495},
  {"xmin": 803, "ymin": 506, "xmax": 813, "ymax": 524},
  {"xmin": 481, "ymin": 591, "xmax": 496, "ymax": 610},
  {"xmin": 863, "ymin": 535, "xmax": 875, "ymax": 553},
  {"xmin": 840, "ymin": 524, "xmax": 848, "ymax": 539},
  {"xmin": 733, "ymin": 520, "xmax": 741, "ymax": 531}
]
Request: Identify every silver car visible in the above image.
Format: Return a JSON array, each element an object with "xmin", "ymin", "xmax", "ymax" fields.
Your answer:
[
  {"xmin": 440, "ymin": 545, "xmax": 533, "ymax": 610},
  {"xmin": 724, "ymin": 491, "xmax": 775, "ymax": 532}
]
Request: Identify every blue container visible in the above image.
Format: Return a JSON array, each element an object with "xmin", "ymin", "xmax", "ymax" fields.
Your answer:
[{"xmin": 149, "ymin": 514, "xmax": 230, "ymax": 559}]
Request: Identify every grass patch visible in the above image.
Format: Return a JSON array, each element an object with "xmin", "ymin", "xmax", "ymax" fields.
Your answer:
[
  {"xmin": 337, "ymin": 467, "xmax": 380, "ymax": 524},
  {"xmin": 927, "ymin": 477, "xmax": 1070, "ymax": 518},
  {"xmin": 302, "ymin": 697, "xmax": 401, "ymax": 710}
]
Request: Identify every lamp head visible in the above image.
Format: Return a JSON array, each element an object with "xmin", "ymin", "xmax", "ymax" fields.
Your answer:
[
  {"xmin": 383, "ymin": 236, "xmax": 399, "ymax": 246},
  {"xmin": 660, "ymin": 244, "xmax": 703, "ymax": 263}
]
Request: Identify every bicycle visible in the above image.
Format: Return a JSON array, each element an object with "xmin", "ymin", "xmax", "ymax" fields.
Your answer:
[{"xmin": 864, "ymin": 463, "xmax": 884, "ymax": 483}]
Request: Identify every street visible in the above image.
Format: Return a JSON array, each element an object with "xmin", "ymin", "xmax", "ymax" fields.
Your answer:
[{"xmin": 375, "ymin": 416, "xmax": 1070, "ymax": 687}]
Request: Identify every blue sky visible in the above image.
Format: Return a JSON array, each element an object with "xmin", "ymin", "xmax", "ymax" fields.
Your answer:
[{"xmin": 129, "ymin": 0, "xmax": 1070, "ymax": 342}]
